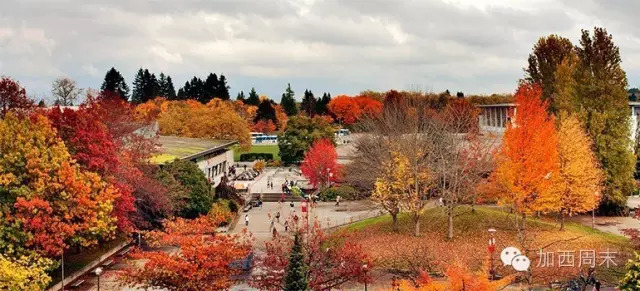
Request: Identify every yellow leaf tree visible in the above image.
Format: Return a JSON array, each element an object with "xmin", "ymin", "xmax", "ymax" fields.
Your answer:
[
  {"xmin": 372, "ymin": 151, "xmax": 404, "ymax": 232},
  {"xmin": 0, "ymin": 254, "xmax": 53, "ymax": 291},
  {"xmin": 555, "ymin": 114, "xmax": 603, "ymax": 230}
]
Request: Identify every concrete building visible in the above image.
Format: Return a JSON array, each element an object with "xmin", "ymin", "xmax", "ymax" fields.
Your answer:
[
  {"xmin": 150, "ymin": 136, "xmax": 237, "ymax": 187},
  {"xmin": 479, "ymin": 102, "xmax": 640, "ymax": 144}
]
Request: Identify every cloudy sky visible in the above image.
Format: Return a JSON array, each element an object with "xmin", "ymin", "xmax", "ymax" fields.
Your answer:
[{"xmin": 1, "ymin": 0, "xmax": 638, "ymax": 103}]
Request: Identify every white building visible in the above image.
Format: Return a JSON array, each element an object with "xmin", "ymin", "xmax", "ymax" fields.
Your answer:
[{"xmin": 150, "ymin": 136, "xmax": 236, "ymax": 187}]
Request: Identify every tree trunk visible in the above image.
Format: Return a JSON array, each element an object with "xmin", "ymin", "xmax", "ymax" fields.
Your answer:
[
  {"xmin": 392, "ymin": 213, "xmax": 399, "ymax": 232},
  {"xmin": 447, "ymin": 210, "xmax": 454, "ymax": 240},
  {"xmin": 414, "ymin": 214, "xmax": 421, "ymax": 237},
  {"xmin": 559, "ymin": 212, "xmax": 565, "ymax": 231}
]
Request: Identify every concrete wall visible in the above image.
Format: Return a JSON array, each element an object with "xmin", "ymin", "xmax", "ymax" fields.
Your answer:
[{"xmin": 193, "ymin": 148, "xmax": 234, "ymax": 187}]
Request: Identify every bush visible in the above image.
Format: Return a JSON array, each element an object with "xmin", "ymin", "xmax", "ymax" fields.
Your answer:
[
  {"xmin": 253, "ymin": 160, "xmax": 266, "ymax": 172},
  {"xmin": 240, "ymin": 153, "xmax": 274, "ymax": 162},
  {"xmin": 228, "ymin": 200, "xmax": 238, "ymax": 213},
  {"xmin": 319, "ymin": 185, "xmax": 358, "ymax": 201},
  {"xmin": 267, "ymin": 160, "xmax": 282, "ymax": 167},
  {"xmin": 209, "ymin": 200, "xmax": 232, "ymax": 225}
]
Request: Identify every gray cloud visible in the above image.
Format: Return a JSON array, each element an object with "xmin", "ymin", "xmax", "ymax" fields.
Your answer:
[{"xmin": 0, "ymin": 0, "xmax": 639, "ymax": 103}]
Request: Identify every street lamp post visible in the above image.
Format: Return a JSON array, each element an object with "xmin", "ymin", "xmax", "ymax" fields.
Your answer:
[
  {"xmin": 94, "ymin": 267, "xmax": 103, "ymax": 291},
  {"xmin": 61, "ymin": 251, "xmax": 65, "ymax": 290},
  {"xmin": 363, "ymin": 264, "xmax": 369, "ymax": 291},
  {"xmin": 488, "ymin": 228, "xmax": 497, "ymax": 280}
]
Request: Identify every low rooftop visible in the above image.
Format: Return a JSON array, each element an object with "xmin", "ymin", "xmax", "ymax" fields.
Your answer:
[{"xmin": 150, "ymin": 135, "xmax": 236, "ymax": 164}]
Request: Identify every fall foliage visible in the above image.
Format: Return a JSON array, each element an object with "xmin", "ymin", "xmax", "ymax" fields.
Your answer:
[
  {"xmin": 119, "ymin": 213, "xmax": 252, "ymax": 291},
  {"xmin": 391, "ymin": 260, "xmax": 512, "ymax": 291},
  {"xmin": 0, "ymin": 76, "xmax": 33, "ymax": 117},
  {"xmin": 300, "ymin": 139, "xmax": 340, "ymax": 189},
  {"xmin": 328, "ymin": 95, "xmax": 382, "ymax": 125}
]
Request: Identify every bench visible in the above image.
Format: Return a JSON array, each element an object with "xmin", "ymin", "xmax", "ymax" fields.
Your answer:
[
  {"xmin": 117, "ymin": 247, "xmax": 131, "ymax": 257},
  {"xmin": 102, "ymin": 259, "xmax": 115, "ymax": 268},
  {"xmin": 70, "ymin": 279, "xmax": 85, "ymax": 288}
]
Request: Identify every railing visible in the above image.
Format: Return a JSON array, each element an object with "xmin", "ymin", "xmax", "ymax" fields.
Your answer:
[{"xmin": 321, "ymin": 210, "xmax": 385, "ymax": 230}]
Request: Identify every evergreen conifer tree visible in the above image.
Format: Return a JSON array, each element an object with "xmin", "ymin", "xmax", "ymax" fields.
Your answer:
[
  {"xmin": 101, "ymin": 67, "xmax": 130, "ymax": 101},
  {"xmin": 316, "ymin": 92, "xmax": 331, "ymax": 115},
  {"xmin": 283, "ymin": 233, "xmax": 308, "ymax": 291},
  {"xmin": 202, "ymin": 73, "xmax": 218, "ymax": 103},
  {"xmin": 246, "ymin": 87, "xmax": 260, "ymax": 106},
  {"xmin": 237, "ymin": 91, "xmax": 246, "ymax": 103},
  {"xmin": 131, "ymin": 68, "xmax": 145, "ymax": 103},
  {"xmin": 300, "ymin": 89, "xmax": 316, "ymax": 116},
  {"xmin": 280, "ymin": 83, "xmax": 298, "ymax": 116},
  {"xmin": 218, "ymin": 74, "xmax": 231, "ymax": 100},
  {"xmin": 165, "ymin": 75, "xmax": 177, "ymax": 99}
]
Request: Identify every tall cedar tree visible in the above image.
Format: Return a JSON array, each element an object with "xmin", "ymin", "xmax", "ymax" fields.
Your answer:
[
  {"xmin": 132, "ymin": 68, "xmax": 160, "ymax": 104},
  {"xmin": 575, "ymin": 27, "xmax": 635, "ymax": 214},
  {"xmin": 246, "ymin": 87, "xmax": 260, "ymax": 106},
  {"xmin": 493, "ymin": 83, "xmax": 559, "ymax": 234},
  {"xmin": 283, "ymin": 233, "xmax": 309, "ymax": 291},
  {"xmin": 300, "ymin": 139, "xmax": 340, "ymax": 189},
  {"xmin": 555, "ymin": 114, "xmax": 603, "ymax": 230},
  {"xmin": 0, "ymin": 76, "xmax": 33, "ymax": 117},
  {"xmin": 525, "ymin": 35, "xmax": 574, "ymax": 113},
  {"xmin": 202, "ymin": 73, "xmax": 219, "ymax": 103},
  {"xmin": 237, "ymin": 91, "xmax": 246, "ymax": 103},
  {"xmin": 280, "ymin": 83, "xmax": 298, "ymax": 116},
  {"xmin": 101, "ymin": 67, "xmax": 130, "ymax": 101},
  {"xmin": 255, "ymin": 99, "xmax": 278, "ymax": 126},
  {"xmin": 278, "ymin": 116, "xmax": 335, "ymax": 163},
  {"xmin": 157, "ymin": 73, "xmax": 177, "ymax": 99},
  {"xmin": 300, "ymin": 89, "xmax": 316, "ymax": 116},
  {"xmin": 316, "ymin": 92, "xmax": 331, "ymax": 115},
  {"xmin": 218, "ymin": 74, "xmax": 230, "ymax": 100}
]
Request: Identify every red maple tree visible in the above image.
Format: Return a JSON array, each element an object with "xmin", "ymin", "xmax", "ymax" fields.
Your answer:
[
  {"xmin": 119, "ymin": 213, "xmax": 252, "ymax": 291},
  {"xmin": 0, "ymin": 76, "xmax": 33, "ymax": 117},
  {"xmin": 251, "ymin": 219, "xmax": 372, "ymax": 291},
  {"xmin": 300, "ymin": 139, "xmax": 340, "ymax": 188}
]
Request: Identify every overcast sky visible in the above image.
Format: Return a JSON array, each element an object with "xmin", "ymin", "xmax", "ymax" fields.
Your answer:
[{"xmin": 1, "ymin": 0, "xmax": 639, "ymax": 103}]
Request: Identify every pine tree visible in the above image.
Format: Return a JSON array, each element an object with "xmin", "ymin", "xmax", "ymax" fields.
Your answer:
[
  {"xmin": 202, "ymin": 73, "xmax": 218, "ymax": 103},
  {"xmin": 142, "ymin": 69, "xmax": 158, "ymax": 103},
  {"xmin": 181, "ymin": 76, "xmax": 204, "ymax": 102},
  {"xmin": 37, "ymin": 99, "xmax": 46, "ymax": 107},
  {"xmin": 246, "ymin": 87, "xmax": 260, "ymax": 106},
  {"xmin": 237, "ymin": 91, "xmax": 246, "ymax": 103},
  {"xmin": 255, "ymin": 99, "xmax": 278, "ymax": 126},
  {"xmin": 101, "ymin": 67, "xmax": 130, "ymax": 101},
  {"xmin": 165, "ymin": 76, "xmax": 177, "ymax": 99},
  {"xmin": 280, "ymin": 83, "xmax": 298, "ymax": 116},
  {"xmin": 218, "ymin": 74, "xmax": 230, "ymax": 100},
  {"xmin": 300, "ymin": 89, "xmax": 316, "ymax": 117},
  {"xmin": 316, "ymin": 92, "xmax": 331, "ymax": 115},
  {"xmin": 131, "ymin": 68, "xmax": 145, "ymax": 104},
  {"xmin": 283, "ymin": 233, "xmax": 308, "ymax": 291},
  {"xmin": 575, "ymin": 27, "xmax": 634, "ymax": 214}
]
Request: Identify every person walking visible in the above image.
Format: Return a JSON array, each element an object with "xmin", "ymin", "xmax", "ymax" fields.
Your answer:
[
  {"xmin": 267, "ymin": 212, "xmax": 271, "ymax": 221},
  {"xmin": 272, "ymin": 227, "xmax": 278, "ymax": 238},
  {"xmin": 284, "ymin": 220, "xmax": 289, "ymax": 232},
  {"xmin": 244, "ymin": 214, "xmax": 249, "ymax": 226},
  {"xmin": 276, "ymin": 211, "xmax": 281, "ymax": 223},
  {"xmin": 336, "ymin": 195, "xmax": 341, "ymax": 207}
]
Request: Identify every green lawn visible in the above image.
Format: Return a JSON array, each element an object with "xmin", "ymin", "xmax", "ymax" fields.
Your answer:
[{"xmin": 233, "ymin": 144, "xmax": 280, "ymax": 161}]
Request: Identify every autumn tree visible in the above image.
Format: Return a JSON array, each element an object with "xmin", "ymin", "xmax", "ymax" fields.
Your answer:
[
  {"xmin": 493, "ymin": 83, "xmax": 560, "ymax": 239},
  {"xmin": 252, "ymin": 119, "xmax": 277, "ymax": 133},
  {"xmin": 101, "ymin": 67, "xmax": 130, "ymax": 101},
  {"xmin": 278, "ymin": 116, "xmax": 335, "ymax": 163},
  {"xmin": 301, "ymin": 89, "xmax": 316, "ymax": 117},
  {"xmin": 119, "ymin": 214, "xmax": 252, "ymax": 290},
  {"xmin": 251, "ymin": 220, "xmax": 372, "ymax": 291},
  {"xmin": 620, "ymin": 252, "xmax": 640, "ymax": 290},
  {"xmin": 0, "ymin": 76, "xmax": 33, "ymax": 117},
  {"xmin": 51, "ymin": 77, "xmax": 83, "ymax": 106},
  {"xmin": 328, "ymin": 95, "xmax": 361, "ymax": 124},
  {"xmin": 280, "ymin": 83, "xmax": 298, "ymax": 116},
  {"xmin": 300, "ymin": 139, "xmax": 340, "ymax": 189},
  {"xmin": 372, "ymin": 151, "xmax": 405, "ymax": 232},
  {"xmin": 555, "ymin": 114, "xmax": 603, "ymax": 230},
  {"xmin": 525, "ymin": 35, "xmax": 574, "ymax": 112},
  {"xmin": 255, "ymin": 99, "xmax": 278, "ymax": 128},
  {"xmin": 0, "ymin": 254, "xmax": 53, "ymax": 291},
  {"xmin": 575, "ymin": 27, "xmax": 635, "ymax": 214},
  {"xmin": 392, "ymin": 260, "xmax": 512, "ymax": 291},
  {"xmin": 160, "ymin": 159, "xmax": 213, "ymax": 219}
]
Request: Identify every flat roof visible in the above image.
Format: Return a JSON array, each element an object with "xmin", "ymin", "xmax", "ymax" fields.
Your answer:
[{"xmin": 150, "ymin": 136, "xmax": 237, "ymax": 164}]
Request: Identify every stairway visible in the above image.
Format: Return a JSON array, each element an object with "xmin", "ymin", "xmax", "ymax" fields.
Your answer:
[{"xmin": 251, "ymin": 192, "xmax": 304, "ymax": 202}]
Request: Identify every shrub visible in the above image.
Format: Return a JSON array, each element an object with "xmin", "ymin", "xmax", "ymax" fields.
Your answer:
[
  {"xmin": 240, "ymin": 153, "xmax": 274, "ymax": 162},
  {"xmin": 291, "ymin": 186, "xmax": 303, "ymax": 197},
  {"xmin": 228, "ymin": 200, "xmax": 238, "ymax": 213},
  {"xmin": 267, "ymin": 160, "xmax": 282, "ymax": 167},
  {"xmin": 319, "ymin": 185, "xmax": 358, "ymax": 201},
  {"xmin": 253, "ymin": 160, "xmax": 266, "ymax": 172},
  {"xmin": 209, "ymin": 200, "xmax": 232, "ymax": 225}
]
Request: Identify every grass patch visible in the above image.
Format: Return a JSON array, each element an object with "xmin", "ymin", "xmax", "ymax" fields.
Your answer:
[
  {"xmin": 233, "ymin": 144, "xmax": 280, "ymax": 161},
  {"xmin": 341, "ymin": 206, "xmax": 633, "ymax": 286}
]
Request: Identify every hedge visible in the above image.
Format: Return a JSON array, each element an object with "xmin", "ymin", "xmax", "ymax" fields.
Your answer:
[{"xmin": 239, "ymin": 153, "xmax": 274, "ymax": 162}]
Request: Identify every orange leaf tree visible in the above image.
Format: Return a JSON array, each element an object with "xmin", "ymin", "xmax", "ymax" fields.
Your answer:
[
  {"xmin": 119, "ymin": 213, "xmax": 252, "ymax": 291},
  {"xmin": 328, "ymin": 95, "xmax": 361, "ymax": 125},
  {"xmin": 493, "ymin": 83, "xmax": 560, "ymax": 236},
  {"xmin": 300, "ymin": 139, "xmax": 340, "ymax": 189}
]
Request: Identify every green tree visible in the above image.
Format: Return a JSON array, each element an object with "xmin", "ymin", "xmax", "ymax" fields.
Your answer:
[
  {"xmin": 101, "ymin": 67, "xmax": 129, "ymax": 101},
  {"xmin": 162, "ymin": 159, "xmax": 213, "ymax": 218},
  {"xmin": 575, "ymin": 27, "xmax": 634, "ymax": 214},
  {"xmin": 620, "ymin": 252, "xmax": 640, "ymax": 290},
  {"xmin": 278, "ymin": 116, "xmax": 335, "ymax": 163},
  {"xmin": 218, "ymin": 74, "xmax": 231, "ymax": 100},
  {"xmin": 283, "ymin": 233, "xmax": 308, "ymax": 291},
  {"xmin": 525, "ymin": 35, "xmax": 574, "ymax": 113},
  {"xmin": 236, "ymin": 91, "xmax": 246, "ymax": 103},
  {"xmin": 202, "ymin": 73, "xmax": 218, "ymax": 103},
  {"xmin": 300, "ymin": 89, "xmax": 316, "ymax": 117},
  {"xmin": 158, "ymin": 73, "xmax": 176, "ymax": 99},
  {"xmin": 246, "ymin": 87, "xmax": 260, "ymax": 106},
  {"xmin": 131, "ymin": 68, "xmax": 145, "ymax": 104},
  {"xmin": 131, "ymin": 68, "xmax": 159, "ymax": 104},
  {"xmin": 316, "ymin": 92, "xmax": 331, "ymax": 115},
  {"xmin": 280, "ymin": 83, "xmax": 298, "ymax": 116}
]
